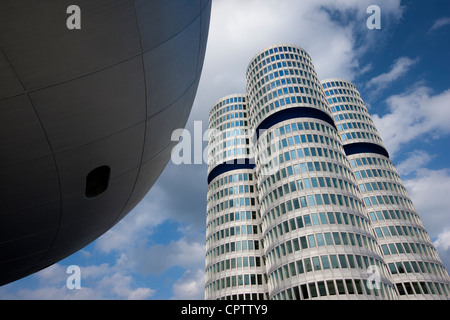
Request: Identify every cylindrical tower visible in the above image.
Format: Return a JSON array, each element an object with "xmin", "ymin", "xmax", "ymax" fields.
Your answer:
[
  {"xmin": 246, "ymin": 45, "xmax": 395, "ymax": 300},
  {"xmin": 205, "ymin": 45, "xmax": 450, "ymax": 300},
  {"xmin": 322, "ymin": 78, "xmax": 450, "ymax": 299},
  {"xmin": 205, "ymin": 94, "xmax": 268, "ymax": 300}
]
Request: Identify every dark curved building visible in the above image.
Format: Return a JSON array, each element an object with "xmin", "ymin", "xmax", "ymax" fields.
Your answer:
[{"xmin": 0, "ymin": 0, "xmax": 211, "ymax": 285}]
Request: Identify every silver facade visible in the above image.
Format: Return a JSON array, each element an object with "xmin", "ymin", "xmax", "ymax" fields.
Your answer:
[
  {"xmin": 323, "ymin": 78, "xmax": 450, "ymax": 299},
  {"xmin": 0, "ymin": 0, "xmax": 211, "ymax": 286},
  {"xmin": 206, "ymin": 44, "xmax": 450, "ymax": 300},
  {"xmin": 206, "ymin": 94, "xmax": 269, "ymax": 300}
]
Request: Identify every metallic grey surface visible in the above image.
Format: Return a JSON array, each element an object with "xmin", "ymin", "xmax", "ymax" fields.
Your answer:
[{"xmin": 0, "ymin": 0, "xmax": 211, "ymax": 285}]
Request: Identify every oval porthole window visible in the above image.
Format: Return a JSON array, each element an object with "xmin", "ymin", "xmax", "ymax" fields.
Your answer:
[{"xmin": 85, "ymin": 166, "xmax": 110, "ymax": 198}]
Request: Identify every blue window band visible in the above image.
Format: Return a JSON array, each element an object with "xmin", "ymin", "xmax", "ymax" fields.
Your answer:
[
  {"xmin": 207, "ymin": 158, "xmax": 255, "ymax": 184},
  {"xmin": 255, "ymin": 107, "xmax": 337, "ymax": 139},
  {"xmin": 343, "ymin": 142, "xmax": 389, "ymax": 159}
]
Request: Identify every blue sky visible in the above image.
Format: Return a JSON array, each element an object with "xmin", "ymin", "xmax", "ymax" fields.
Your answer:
[{"xmin": 1, "ymin": 0, "xmax": 450, "ymax": 299}]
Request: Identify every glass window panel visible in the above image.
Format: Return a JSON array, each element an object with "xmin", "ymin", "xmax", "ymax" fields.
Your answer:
[
  {"xmin": 321, "ymin": 255, "xmax": 330, "ymax": 269},
  {"xmin": 319, "ymin": 212, "xmax": 328, "ymax": 224},
  {"xmin": 318, "ymin": 281, "xmax": 327, "ymax": 296},
  {"xmin": 347, "ymin": 255, "xmax": 356, "ymax": 268},
  {"xmin": 325, "ymin": 233, "xmax": 333, "ymax": 245},
  {"xmin": 312, "ymin": 257, "xmax": 321, "ymax": 270},
  {"xmin": 404, "ymin": 282, "xmax": 414, "ymax": 295},
  {"xmin": 338, "ymin": 255, "xmax": 347, "ymax": 268},
  {"xmin": 355, "ymin": 279, "xmax": 363, "ymax": 294},
  {"xmin": 300, "ymin": 236, "xmax": 308, "ymax": 249},
  {"xmin": 309, "ymin": 283, "xmax": 318, "ymax": 298},
  {"xmin": 336, "ymin": 280, "xmax": 346, "ymax": 294},
  {"xmin": 301, "ymin": 284, "xmax": 309, "ymax": 299},
  {"xmin": 326, "ymin": 281, "xmax": 336, "ymax": 295},
  {"xmin": 333, "ymin": 232, "xmax": 341, "ymax": 245},
  {"xmin": 396, "ymin": 283, "xmax": 406, "ymax": 295},
  {"xmin": 304, "ymin": 258, "xmax": 312, "ymax": 272},
  {"xmin": 345, "ymin": 280, "xmax": 355, "ymax": 294},
  {"xmin": 297, "ymin": 260, "xmax": 304, "ymax": 274},
  {"xmin": 308, "ymin": 235, "xmax": 316, "ymax": 247},
  {"xmin": 316, "ymin": 233, "xmax": 324, "ymax": 246},
  {"xmin": 330, "ymin": 255, "xmax": 339, "ymax": 269},
  {"xmin": 327, "ymin": 212, "xmax": 335, "ymax": 224},
  {"xmin": 304, "ymin": 215, "xmax": 311, "ymax": 226},
  {"xmin": 296, "ymin": 217, "xmax": 304, "ymax": 228},
  {"xmin": 311, "ymin": 213, "xmax": 319, "ymax": 225},
  {"xmin": 293, "ymin": 238, "xmax": 300, "ymax": 251}
]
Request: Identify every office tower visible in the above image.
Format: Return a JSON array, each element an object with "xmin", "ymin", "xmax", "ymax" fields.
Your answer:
[
  {"xmin": 206, "ymin": 94, "xmax": 269, "ymax": 300},
  {"xmin": 323, "ymin": 78, "xmax": 450, "ymax": 299},
  {"xmin": 205, "ymin": 44, "xmax": 450, "ymax": 300},
  {"xmin": 245, "ymin": 44, "xmax": 395, "ymax": 300}
]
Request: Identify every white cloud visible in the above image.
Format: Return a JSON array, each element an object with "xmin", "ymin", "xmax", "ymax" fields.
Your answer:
[
  {"xmin": 95, "ymin": 272, "xmax": 155, "ymax": 300},
  {"xmin": 429, "ymin": 16, "xmax": 450, "ymax": 32},
  {"xmin": 35, "ymin": 263, "xmax": 68, "ymax": 286},
  {"xmin": 95, "ymin": 196, "xmax": 168, "ymax": 254},
  {"xmin": 80, "ymin": 263, "xmax": 112, "ymax": 280},
  {"xmin": 0, "ymin": 285, "xmax": 98, "ymax": 300},
  {"xmin": 366, "ymin": 56, "xmax": 419, "ymax": 93},
  {"xmin": 403, "ymin": 167, "xmax": 450, "ymax": 237},
  {"xmin": 434, "ymin": 229, "xmax": 450, "ymax": 252},
  {"xmin": 397, "ymin": 154, "xmax": 450, "ymax": 271},
  {"xmin": 131, "ymin": 236, "xmax": 206, "ymax": 275},
  {"xmin": 171, "ymin": 269, "xmax": 205, "ymax": 300},
  {"xmin": 396, "ymin": 150, "xmax": 433, "ymax": 176},
  {"xmin": 195, "ymin": 0, "xmax": 404, "ymax": 119},
  {"xmin": 434, "ymin": 229, "xmax": 450, "ymax": 270},
  {"xmin": 372, "ymin": 86, "xmax": 450, "ymax": 155},
  {"xmin": 0, "ymin": 262, "xmax": 155, "ymax": 300}
]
